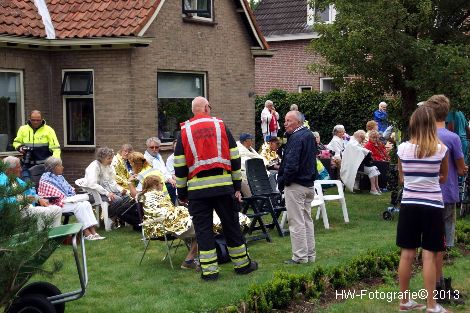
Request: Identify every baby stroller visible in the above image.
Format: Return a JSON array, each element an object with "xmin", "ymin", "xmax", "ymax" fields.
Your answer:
[
  {"xmin": 383, "ymin": 163, "xmax": 401, "ymax": 220},
  {"xmin": 459, "ymin": 173, "xmax": 470, "ymax": 217}
]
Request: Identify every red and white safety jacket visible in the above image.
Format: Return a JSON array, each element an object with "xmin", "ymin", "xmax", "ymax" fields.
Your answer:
[{"xmin": 180, "ymin": 115, "xmax": 232, "ymax": 179}]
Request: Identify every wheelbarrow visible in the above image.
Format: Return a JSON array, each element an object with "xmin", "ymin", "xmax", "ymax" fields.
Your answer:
[{"xmin": 6, "ymin": 223, "xmax": 88, "ymax": 313}]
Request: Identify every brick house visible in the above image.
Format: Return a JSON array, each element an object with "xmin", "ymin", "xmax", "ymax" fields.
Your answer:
[
  {"xmin": 0, "ymin": 0, "xmax": 271, "ymax": 180},
  {"xmin": 254, "ymin": 0, "xmax": 336, "ymax": 95}
]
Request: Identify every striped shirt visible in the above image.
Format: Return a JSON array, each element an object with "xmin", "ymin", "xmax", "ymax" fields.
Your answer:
[{"xmin": 397, "ymin": 142, "xmax": 447, "ymax": 208}]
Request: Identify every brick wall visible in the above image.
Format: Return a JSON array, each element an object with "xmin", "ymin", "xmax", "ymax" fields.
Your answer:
[
  {"xmin": 0, "ymin": 0, "xmax": 258, "ymax": 182},
  {"xmin": 255, "ymin": 39, "xmax": 325, "ymax": 95}
]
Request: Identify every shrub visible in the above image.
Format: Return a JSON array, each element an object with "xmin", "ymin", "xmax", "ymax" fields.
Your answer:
[{"xmin": 254, "ymin": 84, "xmax": 401, "ymax": 148}]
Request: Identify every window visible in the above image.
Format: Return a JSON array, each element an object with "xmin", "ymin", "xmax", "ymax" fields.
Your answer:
[
  {"xmin": 298, "ymin": 85, "xmax": 313, "ymax": 93},
  {"xmin": 157, "ymin": 72, "xmax": 205, "ymax": 142},
  {"xmin": 307, "ymin": 3, "xmax": 336, "ymax": 26},
  {"xmin": 183, "ymin": 0, "xmax": 212, "ymax": 20},
  {"xmin": 320, "ymin": 78, "xmax": 338, "ymax": 92},
  {"xmin": 62, "ymin": 70, "xmax": 95, "ymax": 147},
  {"xmin": 0, "ymin": 70, "xmax": 23, "ymax": 151}
]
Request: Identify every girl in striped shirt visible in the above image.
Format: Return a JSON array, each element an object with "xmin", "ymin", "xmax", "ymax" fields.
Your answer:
[{"xmin": 396, "ymin": 105, "xmax": 449, "ymax": 313}]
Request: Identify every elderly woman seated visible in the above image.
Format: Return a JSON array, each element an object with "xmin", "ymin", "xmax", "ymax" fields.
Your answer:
[
  {"xmin": 81, "ymin": 147, "xmax": 132, "ymax": 220},
  {"xmin": 38, "ymin": 157, "xmax": 104, "ymax": 240},
  {"xmin": 365, "ymin": 120, "xmax": 378, "ymax": 144},
  {"xmin": 260, "ymin": 136, "xmax": 281, "ymax": 171},
  {"xmin": 364, "ymin": 130, "xmax": 390, "ymax": 162},
  {"xmin": 340, "ymin": 130, "xmax": 381, "ymax": 195},
  {"xmin": 1, "ymin": 156, "xmax": 62, "ymax": 230},
  {"xmin": 327, "ymin": 125, "xmax": 347, "ymax": 160},
  {"xmin": 140, "ymin": 175, "xmax": 250, "ymax": 270},
  {"xmin": 112, "ymin": 144, "xmax": 134, "ymax": 191},
  {"xmin": 127, "ymin": 151, "xmax": 167, "ymax": 199}
]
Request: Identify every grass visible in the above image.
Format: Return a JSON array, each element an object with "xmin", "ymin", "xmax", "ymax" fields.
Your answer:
[{"xmin": 29, "ymin": 191, "xmax": 468, "ymax": 313}]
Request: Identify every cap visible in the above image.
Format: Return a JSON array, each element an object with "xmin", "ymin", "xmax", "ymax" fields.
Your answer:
[{"xmin": 240, "ymin": 133, "xmax": 254, "ymax": 142}]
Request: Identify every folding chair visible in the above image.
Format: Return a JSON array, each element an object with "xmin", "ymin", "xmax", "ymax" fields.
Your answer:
[
  {"xmin": 75, "ymin": 178, "xmax": 112, "ymax": 231},
  {"xmin": 29, "ymin": 164, "xmax": 74, "ymax": 225},
  {"xmin": 136, "ymin": 201, "xmax": 186, "ymax": 269},
  {"xmin": 245, "ymin": 158, "xmax": 287, "ymax": 236},
  {"xmin": 241, "ymin": 198, "xmax": 272, "ymax": 243}
]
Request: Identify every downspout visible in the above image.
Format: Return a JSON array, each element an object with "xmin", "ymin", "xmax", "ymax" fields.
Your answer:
[{"xmin": 33, "ymin": 0, "xmax": 56, "ymax": 39}]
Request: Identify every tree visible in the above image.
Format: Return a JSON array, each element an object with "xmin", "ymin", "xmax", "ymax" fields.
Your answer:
[
  {"xmin": 249, "ymin": 0, "xmax": 260, "ymax": 10},
  {"xmin": 0, "ymin": 161, "xmax": 58, "ymax": 308},
  {"xmin": 309, "ymin": 0, "xmax": 470, "ymax": 127}
]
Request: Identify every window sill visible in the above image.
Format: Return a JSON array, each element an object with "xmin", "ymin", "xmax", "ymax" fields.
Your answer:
[
  {"xmin": 62, "ymin": 147, "xmax": 96, "ymax": 153},
  {"xmin": 182, "ymin": 16, "xmax": 217, "ymax": 26}
]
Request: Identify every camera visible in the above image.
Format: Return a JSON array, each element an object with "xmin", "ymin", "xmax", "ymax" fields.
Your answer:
[{"xmin": 22, "ymin": 146, "xmax": 33, "ymax": 165}]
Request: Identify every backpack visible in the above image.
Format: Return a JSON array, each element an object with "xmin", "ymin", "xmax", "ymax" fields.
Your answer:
[{"xmin": 214, "ymin": 234, "xmax": 231, "ymax": 264}]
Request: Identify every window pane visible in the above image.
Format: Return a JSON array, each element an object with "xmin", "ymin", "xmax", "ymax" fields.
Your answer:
[
  {"xmin": 157, "ymin": 72, "xmax": 205, "ymax": 142},
  {"xmin": 158, "ymin": 73, "xmax": 204, "ymax": 98},
  {"xmin": 318, "ymin": 6, "xmax": 330, "ymax": 22},
  {"xmin": 321, "ymin": 79, "xmax": 337, "ymax": 92},
  {"xmin": 66, "ymin": 98, "xmax": 94, "ymax": 145},
  {"xmin": 0, "ymin": 71, "xmax": 21, "ymax": 151},
  {"xmin": 183, "ymin": 0, "xmax": 211, "ymax": 18},
  {"xmin": 62, "ymin": 71, "xmax": 93, "ymax": 95}
]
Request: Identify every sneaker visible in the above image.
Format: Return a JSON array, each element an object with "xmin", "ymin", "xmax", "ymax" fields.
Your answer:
[
  {"xmin": 308, "ymin": 257, "xmax": 316, "ymax": 263},
  {"xmin": 426, "ymin": 304, "xmax": 452, "ymax": 313},
  {"xmin": 235, "ymin": 261, "xmax": 258, "ymax": 275},
  {"xmin": 370, "ymin": 191, "xmax": 381, "ymax": 196},
  {"xmin": 283, "ymin": 259, "xmax": 308, "ymax": 265},
  {"xmin": 181, "ymin": 259, "xmax": 198, "ymax": 270},
  {"xmin": 399, "ymin": 300, "xmax": 426, "ymax": 311}
]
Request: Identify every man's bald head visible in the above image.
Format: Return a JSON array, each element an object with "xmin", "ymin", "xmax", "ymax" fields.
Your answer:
[{"xmin": 192, "ymin": 96, "xmax": 210, "ymax": 115}]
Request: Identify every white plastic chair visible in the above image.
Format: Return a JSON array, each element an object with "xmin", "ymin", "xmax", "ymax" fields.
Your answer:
[
  {"xmin": 279, "ymin": 186, "xmax": 327, "ymax": 231},
  {"xmin": 75, "ymin": 178, "xmax": 112, "ymax": 231},
  {"xmin": 314, "ymin": 180, "xmax": 349, "ymax": 228}
]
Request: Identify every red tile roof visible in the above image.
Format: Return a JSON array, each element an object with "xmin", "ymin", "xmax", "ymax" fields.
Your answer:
[
  {"xmin": 0, "ymin": 0, "xmax": 160, "ymax": 39},
  {"xmin": 0, "ymin": 0, "xmax": 268, "ymax": 50}
]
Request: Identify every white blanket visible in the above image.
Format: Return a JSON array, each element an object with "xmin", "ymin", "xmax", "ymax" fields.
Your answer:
[{"xmin": 340, "ymin": 138, "xmax": 370, "ymax": 192}]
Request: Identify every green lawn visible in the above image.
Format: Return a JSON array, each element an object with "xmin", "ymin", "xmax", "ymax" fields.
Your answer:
[{"xmin": 31, "ymin": 191, "xmax": 468, "ymax": 313}]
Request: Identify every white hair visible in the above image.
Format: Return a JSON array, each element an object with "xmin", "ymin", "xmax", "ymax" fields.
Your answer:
[
  {"xmin": 265, "ymin": 100, "xmax": 273, "ymax": 108},
  {"xmin": 290, "ymin": 104, "xmax": 298, "ymax": 111},
  {"xmin": 3, "ymin": 156, "xmax": 20, "ymax": 169},
  {"xmin": 146, "ymin": 137, "xmax": 161, "ymax": 147},
  {"xmin": 332, "ymin": 125, "xmax": 345, "ymax": 135},
  {"xmin": 379, "ymin": 101, "xmax": 387, "ymax": 108},
  {"xmin": 353, "ymin": 130, "xmax": 366, "ymax": 138},
  {"xmin": 44, "ymin": 157, "xmax": 62, "ymax": 172}
]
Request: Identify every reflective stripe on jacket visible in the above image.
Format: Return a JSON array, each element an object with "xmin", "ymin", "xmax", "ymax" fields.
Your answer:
[
  {"xmin": 13, "ymin": 121, "xmax": 61, "ymax": 163},
  {"xmin": 180, "ymin": 115, "xmax": 231, "ymax": 179}
]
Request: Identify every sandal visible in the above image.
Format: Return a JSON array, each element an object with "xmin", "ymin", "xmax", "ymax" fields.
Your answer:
[
  {"xmin": 92, "ymin": 233, "xmax": 106, "ymax": 240},
  {"xmin": 84, "ymin": 234, "xmax": 97, "ymax": 241}
]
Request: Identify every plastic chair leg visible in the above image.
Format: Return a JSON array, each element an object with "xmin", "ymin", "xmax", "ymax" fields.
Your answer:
[
  {"xmin": 320, "ymin": 204, "xmax": 329, "ymax": 229},
  {"xmin": 340, "ymin": 198, "xmax": 349, "ymax": 223},
  {"xmin": 101, "ymin": 202, "xmax": 112, "ymax": 231},
  {"xmin": 280, "ymin": 211, "xmax": 288, "ymax": 230}
]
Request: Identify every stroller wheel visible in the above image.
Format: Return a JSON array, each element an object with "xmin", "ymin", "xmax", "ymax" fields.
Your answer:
[{"xmin": 383, "ymin": 211, "xmax": 392, "ymax": 220}]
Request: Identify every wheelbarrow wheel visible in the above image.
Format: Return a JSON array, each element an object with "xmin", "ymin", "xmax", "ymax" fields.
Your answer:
[
  {"xmin": 7, "ymin": 294, "xmax": 56, "ymax": 313},
  {"xmin": 383, "ymin": 211, "xmax": 392, "ymax": 220},
  {"xmin": 17, "ymin": 282, "xmax": 64, "ymax": 313}
]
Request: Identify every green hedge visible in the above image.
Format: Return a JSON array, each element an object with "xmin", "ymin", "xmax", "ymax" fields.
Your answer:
[{"xmin": 254, "ymin": 85, "xmax": 402, "ymax": 148}]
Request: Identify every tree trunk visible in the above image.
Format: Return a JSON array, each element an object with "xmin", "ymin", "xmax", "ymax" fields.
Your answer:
[{"xmin": 400, "ymin": 87, "xmax": 417, "ymax": 140}]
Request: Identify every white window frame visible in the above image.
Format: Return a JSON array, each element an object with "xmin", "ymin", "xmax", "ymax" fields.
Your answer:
[
  {"xmin": 183, "ymin": 0, "xmax": 213, "ymax": 22},
  {"xmin": 320, "ymin": 77, "xmax": 337, "ymax": 92},
  {"xmin": 298, "ymin": 85, "xmax": 313, "ymax": 93},
  {"xmin": 0, "ymin": 69, "xmax": 25, "ymax": 148},
  {"xmin": 308, "ymin": 3, "xmax": 336, "ymax": 26},
  {"xmin": 62, "ymin": 69, "xmax": 96, "ymax": 148}
]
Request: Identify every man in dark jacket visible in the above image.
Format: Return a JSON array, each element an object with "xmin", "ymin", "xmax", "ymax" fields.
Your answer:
[{"xmin": 278, "ymin": 110, "xmax": 317, "ymax": 264}]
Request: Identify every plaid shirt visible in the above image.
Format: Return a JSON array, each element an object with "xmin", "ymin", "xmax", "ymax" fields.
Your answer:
[{"xmin": 38, "ymin": 180, "xmax": 67, "ymax": 207}]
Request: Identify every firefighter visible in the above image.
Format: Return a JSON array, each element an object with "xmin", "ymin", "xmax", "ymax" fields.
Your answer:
[
  {"xmin": 174, "ymin": 96, "xmax": 258, "ymax": 281},
  {"xmin": 13, "ymin": 110, "xmax": 61, "ymax": 176}
]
